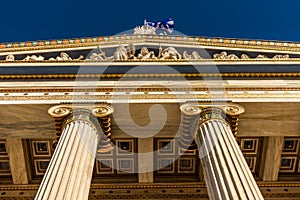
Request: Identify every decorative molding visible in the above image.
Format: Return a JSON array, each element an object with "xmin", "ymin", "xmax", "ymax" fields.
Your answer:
[
  {"xmin": 3, "ymin": 91, "xmax": 300, "ymax": 102},
  {"xmin": 1, "ymin": 183, "xmax": 300, "ymax": 200},
  {"xmin": 1, "ymin": 35, "xmax": 300, "ymax": 54},
  {"xmin": 154, "ymin": 138, "xmax": 199, "ymax": 179},
  {"xmin": 3, "ymin": 87, "xmax": 300, "ymax": 94},
  {"xmin": 2, "ymin": 72, "xmax": 300, "ymax": 80}
]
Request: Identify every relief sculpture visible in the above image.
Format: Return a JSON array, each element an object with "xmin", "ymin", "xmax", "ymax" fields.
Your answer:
[{"xmin": 3, "ymin": 45, "xmax": 292, "ymax": 62}]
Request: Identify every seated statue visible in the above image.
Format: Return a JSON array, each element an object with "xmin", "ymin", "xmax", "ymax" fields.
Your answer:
[{"xmin": 113, "ymin": 45, "xmax": 128, "ymax": 60}]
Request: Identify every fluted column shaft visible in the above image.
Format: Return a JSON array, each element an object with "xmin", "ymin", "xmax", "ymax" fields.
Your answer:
[
  {"xmin": 180, "ymin": 104, "xmax": 264, "ymax": 200},
  {"xmin": 196, "ymin": 119, "xmax": 264, "ymax": 200},
  {"xmin": 35, "ymin": 120, "xmax": 98, "ymax": 200}
]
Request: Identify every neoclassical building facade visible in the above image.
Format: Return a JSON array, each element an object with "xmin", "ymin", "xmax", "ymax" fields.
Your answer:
[{"xmin": 0, "ymin": 34, "xmax": 300, "ymax": 199}]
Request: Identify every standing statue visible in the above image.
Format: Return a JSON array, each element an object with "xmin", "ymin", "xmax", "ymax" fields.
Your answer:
[{"xmin": 126, "ymin": 43, "xmax": 136, "ymax": 59}]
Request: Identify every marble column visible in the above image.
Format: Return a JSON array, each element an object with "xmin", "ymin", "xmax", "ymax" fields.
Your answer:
[
  {"xmin": 35, "ymin": 105, "xmax": 113, "ymax": 200},
  {"xmin": 180, "ymin": 104, "xmax": 264, "ymax": 200}
]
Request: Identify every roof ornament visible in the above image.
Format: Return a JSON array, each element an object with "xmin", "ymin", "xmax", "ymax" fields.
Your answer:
[{"xmin": 133, "ymin": 18, "xmax": 174, "ymax": 35}]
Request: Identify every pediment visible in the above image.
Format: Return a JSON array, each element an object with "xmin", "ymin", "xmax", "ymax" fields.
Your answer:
[{"xmin": 1, "ymin": 35, "xmax": 300, "ymax": 65}]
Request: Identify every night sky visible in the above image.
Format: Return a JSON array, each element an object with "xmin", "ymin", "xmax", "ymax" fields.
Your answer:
[{"xmin": 1, "ymin": 0, "xmax": 300, "ymax": 43}]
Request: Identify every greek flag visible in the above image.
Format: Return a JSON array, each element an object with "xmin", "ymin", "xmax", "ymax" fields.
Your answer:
[{"xmin": 144, "ymin": 18, "xmax": 174, "ymax": 33}]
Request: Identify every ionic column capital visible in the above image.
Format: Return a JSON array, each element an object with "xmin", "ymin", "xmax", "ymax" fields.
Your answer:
[
  {"xmin": 180, "ymin": 103, "xmax": 245, "ymax": 138},
  {"xmin": 48, "ymin": 104, "xmax": 114, "ymax": 119},
  {"xmin": 48, "ymin": 104, "xmax": 114, "ymax": 152},
  {"xmin": 180, "ymin": 103, "xmax": 245, "ymax": 118}
]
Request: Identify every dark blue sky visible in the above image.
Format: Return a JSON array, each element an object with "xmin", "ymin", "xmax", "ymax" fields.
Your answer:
[{"xmin": 1, "ymin": 0, "xmax": 300, "ymax": 43}]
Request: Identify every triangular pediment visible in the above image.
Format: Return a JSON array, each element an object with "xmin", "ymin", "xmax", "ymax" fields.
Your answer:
[{"xmin": 1, "ymin": 35, "xmax": 300, "ymax": 64}]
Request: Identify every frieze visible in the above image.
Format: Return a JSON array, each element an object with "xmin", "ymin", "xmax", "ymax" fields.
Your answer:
[
  {"xmin": 2, "ymin": 44, "xmax": 294, "ymax": 62},
  {"xmin": 2, "ymin": 87, "xmax": 300, "ymax": 94},
  {"xmin": 1, "ymin": 72, "xmax": 300, "ymax": 81},
  {"xmin": 1, "ymin": 90, "xmax": 300, "ymax": 102}
]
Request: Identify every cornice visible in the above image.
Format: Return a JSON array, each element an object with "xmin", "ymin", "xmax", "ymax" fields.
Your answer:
[
  {"xmin": 1, "ymin": 72, "xmax": 300, "ymax": 80},
  {"xmin": 1, "ymin": 91, "xmax": 300, "ymax": 102},
  {"xmin": 2, "ymin": 59, "xmax": 300, "ymax": 64},
  {"xmin": 2, "ymin": 87, "xmax": 300, "ymax": 93},
  {"xmin": 1, "ymin": 35, "xmax": 300, "ymax": 54}
]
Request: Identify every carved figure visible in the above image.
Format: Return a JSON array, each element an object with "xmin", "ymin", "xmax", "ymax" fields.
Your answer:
[
  {"xmin": 126, "ymin": 43, "xmax": 136, "ymax": 59},
  {"xmin": 213, "ymin": 51, "xmax": 228, "ymax": 59},
  {"xmin": 89, "ymin": 48, "xmax": 107, "ymax": 61},
  {"xmin": 49, "ymin": 52, "xmax": 83, "ymax": 61},
  {"xmin": 113, "ymin": 45, "xmax": 128, "ymax": 60},
  {"xmin": 159, "ymin": 46, "xmax": 181, "ymax": 60},
  {"xmin": 138, "ymin": 47, "xmax": 157, "ymax": 60},
  {"xmin": 23, "ymin": 55, "xmax": 44, "ymax": 61},
  {"xmin": 5, "ymin": 54, "xmax": 14, "ymax": 61},
  {"xmin": 256, "ymin": 54, "xmax": 268, "ymax": 59},
  {"xmin": 241, "ymin": 54, "xmax": 250, "ymax": 59},
  {"xmin": 273, "ymin": 54, "xmax": 289, "ymax": 59},
  {"xmin": 90, "ymin": 53, "xmax": 105, "ymax": 61},
  {"xmin": 182, "ymin": 51, "xmax": 202, "ymax": 59},
  {"xmin": 213, "ymin": 51, "xmax": 239, "ymax": 60},
  {"xmin": 133, "ymin": 25, "xmax": 156, "ymax": 35},
  {"xmin": 183, "ymin": 51, "xmax": 192, "ymax": 59},
  {"xmin": 227, "ymin": 54, "xmax": 239, "ymax": 60},
  {"xmin": 192, "ymin": 51, "xmax": 202, "ymax": 59}
]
